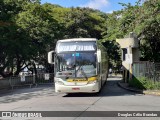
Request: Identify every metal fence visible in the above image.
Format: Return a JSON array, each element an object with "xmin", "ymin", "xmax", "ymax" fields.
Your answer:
[
  {"xmin": 0, "ymin": 73, "xmax": 54, "ymax": 90},
  {"xmin": 9, "ymin": 75, "xmax": 35, "ymax": 89},
  {"xmin": 132, "ymin": 62, "xmax": 160, "ymax": 83},
  {"xmin": 36, "ymin": 73, "xmax": 54, "ymax": 85}
]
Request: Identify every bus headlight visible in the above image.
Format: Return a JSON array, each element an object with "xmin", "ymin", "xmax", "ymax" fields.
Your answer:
[
  {"xmin": 55, "ymin": 78, "xmax": 64, "ymax": 85},
  {"xmin": 56, "ymin": 81, "xmax": 64, "ymax": 85},
  {"xmin": 87, "ymin": 80, "xmax": 97, "ymax": 84}
]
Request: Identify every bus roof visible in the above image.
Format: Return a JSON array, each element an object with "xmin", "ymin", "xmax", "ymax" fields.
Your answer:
[{"xmin": 57, "ymin": 38, "xmax": 97, "ymax": 43}]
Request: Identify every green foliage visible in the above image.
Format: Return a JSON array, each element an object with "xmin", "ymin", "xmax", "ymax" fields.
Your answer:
[
  {"xmin": 102, "ymin": 11, "xmax": 122, "ymax": 68},
  {"xmin": 134, "ymin": 0, "xmax": 160, "ymax": 62},
  {"xmin": 0, "ymin": 0, "xmax": 60, "ymax": 76},
  {"xmin": 1, "ymin": 0, "xmax": 160, "ymax": 77},
  {"xmin": 104, "ymin": 0, "xmax": 160, "ymax": 65},
  {"xmin": 0, "ymin": 0, "xmax": 33, "ymax": 76},
  {"xmin": 15, "ymin": 2, "xmax": 62, "ymax": 74},
  {"xmin": 63, "ymin": 7, "xmax": 107, "ymax": 39},
  {"xmin": 0, "ymin": 0, "xmax": 109, "ymax": 76},
  {"xmin": 113, "ymin": 0, "xmax": 160, "ymax": 62},
  {"xmin": 129, "ymin": 77, "xmax": 160, "ymax": 90}
]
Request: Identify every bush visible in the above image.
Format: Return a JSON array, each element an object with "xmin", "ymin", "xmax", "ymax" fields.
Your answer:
[
  {"xmin": 129, "ymin": 77, "xmax": 160, "ymax": 90},
  {"xmin": 154, "ymin": 82, "xmax": 160, "ymax": 90}
]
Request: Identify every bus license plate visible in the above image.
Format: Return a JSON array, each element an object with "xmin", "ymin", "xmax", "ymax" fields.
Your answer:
[{"xmin": 72, "ymin": 88, "xmax": 80, "ymax": 90}]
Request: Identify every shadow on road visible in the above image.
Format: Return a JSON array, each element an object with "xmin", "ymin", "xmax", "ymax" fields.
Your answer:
[
  {"xmin": 63, "ymin": 77, "xmax": 141, "ymax": 97},
  {"xmin": 0, "ymin": 84, "xmax": 56, "ymax": 104},
  {"xmin": 0, "ymin": 76, "xmax": 143, "ymax": 103}
]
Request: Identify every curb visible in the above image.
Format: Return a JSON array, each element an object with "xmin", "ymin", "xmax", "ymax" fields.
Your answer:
[
  {"xmin": 143, "ymin": 91, "xmax": 160, "ymax": 96},
  {"xmin": 118, "ymin": 82, "xmax": 160, "ymax": 96},
  {"xmin": 117, "ymin": 82, "xmax": 143, "ymax": 94}
]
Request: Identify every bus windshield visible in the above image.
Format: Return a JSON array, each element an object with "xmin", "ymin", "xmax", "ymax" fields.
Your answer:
[{"xmin": 55, "ymin": 52, "xmax": 97, "ymax": 78}]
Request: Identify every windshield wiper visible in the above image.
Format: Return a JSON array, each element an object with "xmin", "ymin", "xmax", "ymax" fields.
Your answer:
[
  {"xmin": 81, "ymin": 67, "xmax": 88, "ymax": 80},
  {"xmin": 76, "ymin": 66, "xmax": 88, "ymax": 80}
]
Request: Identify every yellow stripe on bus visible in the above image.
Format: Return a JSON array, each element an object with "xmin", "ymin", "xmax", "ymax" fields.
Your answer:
[{"xmin": 66, "ymin": 76, "xmax": 98, "ymax": 82}]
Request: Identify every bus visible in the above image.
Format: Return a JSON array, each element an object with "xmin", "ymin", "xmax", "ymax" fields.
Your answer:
[{"xmin": 48, "ymin": 38, "xmax": 108, "ymax": 93}]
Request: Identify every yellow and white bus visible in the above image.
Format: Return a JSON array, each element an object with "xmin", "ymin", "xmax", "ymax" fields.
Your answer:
[{"xmin": 48, "ymin": 38, "xmax": 108, "ymax": 93}]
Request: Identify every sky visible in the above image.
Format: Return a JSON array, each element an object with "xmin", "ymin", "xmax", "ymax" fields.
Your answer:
[{"xmin": 40, "ymin": 0, "xmax": 139, "ymax": 13}]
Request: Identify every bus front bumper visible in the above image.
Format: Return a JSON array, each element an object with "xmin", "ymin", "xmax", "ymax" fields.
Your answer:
[{"xmin": 55, "ymin": 83, "xmax": 99, "ymax": 93}]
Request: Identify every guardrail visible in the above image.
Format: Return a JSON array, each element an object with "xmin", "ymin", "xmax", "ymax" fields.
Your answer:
[
  {"xmin": 9, "ymin": 75, "xmax": 36, "ymax": 89},
  {"xmin": 0, "ymin": 73, "xmax": 54, "ymax": 90}
]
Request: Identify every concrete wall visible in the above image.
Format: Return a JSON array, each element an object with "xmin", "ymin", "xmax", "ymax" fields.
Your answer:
[
  {"xmin": 116, "ymin": 38, "xmax": 139, "ymax": 49},
  {"xmin": 116, "ymin": 34, "xmax": 140, "ymax": 82},
  {"xmin": 132, "ymin": 48, "xmax": 140, "ymax": 62}
]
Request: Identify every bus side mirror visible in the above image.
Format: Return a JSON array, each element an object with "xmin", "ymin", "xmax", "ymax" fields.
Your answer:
[
  {"xmin": 48, "ymin": 51, "xmax": 55, "ymax": 64},
  {"xmin": 97, "ymin": 49, "xmax": 101, "ymax": 62}
]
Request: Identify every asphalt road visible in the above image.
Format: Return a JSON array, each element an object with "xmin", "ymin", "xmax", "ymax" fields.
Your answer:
[{"xmin": 0, "ymin": 76, "xmax": 160, "ymax": 120}]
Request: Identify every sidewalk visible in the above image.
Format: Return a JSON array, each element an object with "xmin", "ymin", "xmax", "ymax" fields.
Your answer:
[
  {"xmin": 0, "ymin": 84, "xmax": 54, "ymax": 96},
  {"xmin": 118, "ymin": 81, "xmax": 160, "ymax": 96}
]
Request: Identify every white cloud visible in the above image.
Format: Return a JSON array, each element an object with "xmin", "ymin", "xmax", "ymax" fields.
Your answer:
[
  {"xmin": 106, "ymin": 10, "xmax": 113, "ymax": 14},
  {"xmin": 81, "ymin": 0, "xmax": 110, "ymax": 10}
]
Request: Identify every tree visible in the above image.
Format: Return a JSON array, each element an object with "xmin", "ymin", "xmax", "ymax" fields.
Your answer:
[
  {"xmin": 118, "ymin": 0, "xmax": 160, "ymax": 62},
  {"xmin": 104, "ymin": 0, "xmax": 160, "ymax": 64},
  {"xmin": 16, "ymin": 3, "xmax": 61, "ymax": 74},
  {"xmin": 0, "ymin": 0, "xmax": 31, "ymax": 77},
  {"xmin": 64, "ymin": 7, "xmax": 108, "ymax": 39},
  {"xmin": 134, "ymin": 0, "xmax": 160, "ymax": 62},
  {"xmin": 101, "ymin": 11, "xmax": 122, "ymax": 68},
  {"xmin": 2, "ymin": 0, "xmax": 159, "ymax": 77},
  {"xmin": 0, "ymin": 0, "xmax": 60, "ymax": 77}
]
